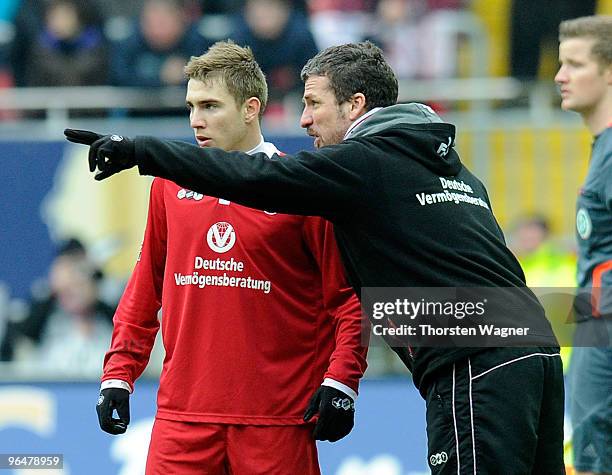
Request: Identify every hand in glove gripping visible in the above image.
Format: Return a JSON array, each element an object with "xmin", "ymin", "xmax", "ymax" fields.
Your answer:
[
  {"xmin": 303, "ymin": 386, "xmax": 355, "ymax": 442},
  {"xmin": 96, "ymin": 388, "xmax": 130, "ymax": 435},
  {"xmin": 64, "ymin": 129, "xmax": 136, "ymax": 181}
]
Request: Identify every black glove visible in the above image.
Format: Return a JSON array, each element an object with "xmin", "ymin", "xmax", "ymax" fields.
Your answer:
[
  {"xmin": 96, "ymin": 388, "xmax": 130, "ymax": 435},
  {"xmin": 64, "ymin": 129, "xmax": 136, "ymax": 181},
  {"xmin": 303, "ymin": 386, "xmax": 355, "ymax": 442}
]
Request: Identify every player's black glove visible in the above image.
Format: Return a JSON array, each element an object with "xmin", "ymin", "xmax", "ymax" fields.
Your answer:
[
  {"xmin": 303, "ymin": 386, "xmax": 355, "ymax": 442},
  {"xmin": 96, "ymin": 388, "xmax": 130, "ymax": 435},
  {"xmin": 64, "ymin": 129, "xmax": 136, "ymax": 181}
]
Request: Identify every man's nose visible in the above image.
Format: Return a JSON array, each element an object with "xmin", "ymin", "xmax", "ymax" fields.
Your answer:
[
  {"xmin": 554, "ymin": 66, "xmax": 567, "ymax": 84},
  {"xmin": 300, "ymin": 107, "xmax": 313, "ymax": 129},
  {"xmin": 190, "ymin": 111, "xmax": 205, "ymax": 129}
]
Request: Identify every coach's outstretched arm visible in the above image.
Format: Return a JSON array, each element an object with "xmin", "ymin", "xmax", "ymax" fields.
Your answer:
[{"xmin": 64, "ymin": 129, "xmax": 372, "ymax": 220}]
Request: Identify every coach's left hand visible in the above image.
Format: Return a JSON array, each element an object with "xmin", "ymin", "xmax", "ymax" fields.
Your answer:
[
  {"xmin": 303, "ymin": 386, "xmax": 355, "ymax": 442},
  {"xmin": 64, "ymin": 129, "xmax": 136, "ymax": 181}
]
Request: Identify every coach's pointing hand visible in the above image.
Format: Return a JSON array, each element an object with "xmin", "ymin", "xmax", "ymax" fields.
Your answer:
[
  {"xmin": 64, "ymin": 129, "xmax": 136, "ymax": 181},
  {"xmin": 303, "ymin": 386, "xmax": 355, "ymax": 442}
]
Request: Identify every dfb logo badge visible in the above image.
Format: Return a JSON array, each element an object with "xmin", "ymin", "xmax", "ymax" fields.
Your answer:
[{"xmin": 207, "ymin": 222, "xmax": 236, "ymax": 253}]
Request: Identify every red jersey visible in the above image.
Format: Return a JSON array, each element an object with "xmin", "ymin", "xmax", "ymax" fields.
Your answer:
[{"xmin": 102, "ymin": 140, "xmax": 367, "ymax": 425}]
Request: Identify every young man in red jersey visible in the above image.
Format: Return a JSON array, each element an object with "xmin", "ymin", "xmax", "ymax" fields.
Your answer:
[{"xmin": 92, "ymin": 41, "xmax": 367, "ymax": 474}]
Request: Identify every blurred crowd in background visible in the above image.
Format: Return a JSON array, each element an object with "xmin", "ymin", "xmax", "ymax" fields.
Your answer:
[
  {"xmin": 0, "ymin": 236, "xmax": 166, "ymax": 379},
  {"xmin": 0, "ymin": 0, "xmax": 603, "ymax": 117},
  {"xmin": 0, "ymin": 0, "xmax": 605, "ymax": 379}
]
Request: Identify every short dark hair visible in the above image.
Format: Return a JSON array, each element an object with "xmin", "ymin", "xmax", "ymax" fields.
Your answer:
[
  {"xmin": 301, "ymin": 41, "xmax": 398, "ymax": 110},
  {"xmin": 559, "ymin": 15, "xmax": 612, "ymax": 68}
]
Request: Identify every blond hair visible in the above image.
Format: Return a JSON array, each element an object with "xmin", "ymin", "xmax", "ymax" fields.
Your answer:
[
  {"xmin": 185, "ymin": 41, "xmax": 268, "ymax": 117},
  {"xmin": 559, "ymin": 15, "xmax": 612, "ymax": 68}
]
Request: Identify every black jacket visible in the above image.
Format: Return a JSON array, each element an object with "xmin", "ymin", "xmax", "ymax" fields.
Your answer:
[{"xmin": 134, "ymin": 104, "xmax": 558, "ymax": 393}]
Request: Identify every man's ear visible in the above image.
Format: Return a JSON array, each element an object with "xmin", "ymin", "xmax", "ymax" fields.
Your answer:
[
  {"xmin": 244, "ymin": 97, "xmax": 261, "ymax": 123},
  {"xmin": 348, "ymin": 93, "xmax": 367, "ymax": 120}
]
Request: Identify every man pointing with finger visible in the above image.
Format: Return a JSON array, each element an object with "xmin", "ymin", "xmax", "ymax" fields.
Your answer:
[{"xmin": 66, "ymin": 41, "xmax": 564, "ymax": 474}]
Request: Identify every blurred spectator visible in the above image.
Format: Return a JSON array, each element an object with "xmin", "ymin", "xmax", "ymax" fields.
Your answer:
[
  {"xmin": 21, "ymin": 0, "xmax": 108, "ymax": 86},
  {"xmin": 366, "ymin": 0, "xmax": 469, "ymax": 81},
  {"xmin": 231, "ymin": 0, "xmax": 318, "ymax": 111},
  {"xmin": 7, "ymin": 0, "xmax": 40, "ymax": 86},
  {"xmin": 0, "ymin": 238, "xmax": 115, "ymax": 376},
  {"xmin": 418, "ymin": 0, "xmax": 469, "ymax": 79},
  {"xmin": 509, "ymin": 0, "xmax": 596, "ymax": 81},
  {"xmin": 509, "ymin": 215, "xmax": 576, "ymax": 288},
  {"xmin": 508, "ymin": 215, "xmax": 577, "ymax": 373},
  {"xmin": 308, "ymin": 0, "xmax": 376, "ymax": 49},
  {"xmin": 110, "ymin": 0, "xmax": 212, "ymax": 87},
  {"xmin": 365, "ymin": 0, "xmax": 422, "ymax": 79}
]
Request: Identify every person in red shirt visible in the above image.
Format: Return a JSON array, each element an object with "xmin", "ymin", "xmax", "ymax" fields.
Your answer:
[{"xmin": 94, "ymin": 41, "xmax": 367, "ymax": 474}]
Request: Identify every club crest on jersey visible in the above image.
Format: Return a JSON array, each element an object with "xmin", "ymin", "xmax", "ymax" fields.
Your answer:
[
  {"xmin": 177, "ymin": 188, "xmax": 204, "ymax": 201},
  {"xmin": 207, "ymin": 222, "xmax": 236, "ymax": 253}
]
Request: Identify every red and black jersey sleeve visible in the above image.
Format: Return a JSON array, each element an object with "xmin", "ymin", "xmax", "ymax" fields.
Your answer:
[
  {"xmin": 301, "ymin": 217, "xmax": 368, "ymax": 393},
  {"xmin": 101, "ymin": 178, "xmax": 167, "ymax": 388}
]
